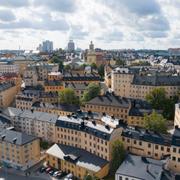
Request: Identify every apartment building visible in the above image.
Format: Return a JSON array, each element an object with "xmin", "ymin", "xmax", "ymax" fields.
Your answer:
[
  {"xmin": 84, "ymin": 93, "xmax": 154, "ymax": 127},
  {"xmin": 48, "ymin": 72, "xmax": 62, "ymax": 81},
  {"xmin": 0, "ymin": 114, "xmax": 12, "ymax": 131},
  {"xmin": 24, "ymin": 63, "xmax": 58, "ymax": 87},
  {"xmin": 46, "ymin": 144, "xmax": 109, "ymax": 179},
  {"xmin": 0, "ymin": 129, "xmax": 40, "ymax": 171},
  {"xmin": 111, "ymin": 67, "xmax": 180, "ymax": 99},
  {"xmin": 169, "ymin": 126, "xmax": 180, "ymax": 173},
  {"xmin": 62, "ymin": 73, "xmax": 101, "ymax": 85},
  {"xmin": 84, "ymin": 93, "xmax": 130, "ymax": 121},
  {"xmin": 5, "ymin": 107, "xmax": 58, "ymax": 142},
  {"xmin": 115, "ymin": 154, "xmax": 165, "ymax": 180},
  {"xmin": 55, "ymin": 114, "xmax": 123, "ymax": 161},
  {"xmin": 44, "ymin": 81, "xmax": 64, "ymax": 92},
  {"xmin": 32, "ymin": 101, "xmax": 80, "ymax": 116},
  {"xmin": 17, "ymin": 90, "xmax": 59, "ymax": 104},
  {"xmin": 174, "ymin": 103, "xmax": 180, "ymax": 127},
  {"xmin": 0, "ymin": 82, "xmax": 18, "ymax": 108},
  {"xmin": 0, "ymin": 62, "xmax": 19, "ymax": 74}
]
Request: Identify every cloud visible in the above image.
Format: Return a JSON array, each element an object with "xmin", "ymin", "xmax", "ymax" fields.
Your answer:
[
  {"xmin": 0, "ymin": 0, "xmax": 30, "ymax": 8},
  {"xmin": 0, "ymin": 17, "xmax": 69, "ymax": 31},
  {"xmin": 0, "ymin": 10, "xmax": 16, "ymax": 22},
  {"xmin": 144, "ymin": 31, "xmax": 168, "ymax": 38},
  {"xmin": 33, "ymin": 0, "xmax": 77, "ymax": 13},
  {"xmin": 102, "ymin": 0, "xmax": 160, "ymax": 16},
  {"xmin": 137, "ymin": 15, "xmax": 170, "ymax": 32},
  {"xmin": 69, "ymin": 25, "xmax": 88, "ymax": 40},
  {"xmin": 98, "ymin": 30, "xmax": 123, "ymax": 42}
]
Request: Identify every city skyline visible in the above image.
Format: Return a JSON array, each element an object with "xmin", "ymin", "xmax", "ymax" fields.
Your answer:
[{"xmin": 0, "ymin": 0, "xmax": 180, "ymax": 50}]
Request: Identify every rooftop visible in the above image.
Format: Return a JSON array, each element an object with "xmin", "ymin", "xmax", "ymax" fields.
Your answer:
[
  {"xmin": 46, "ymin": 143, "xmax": 108, "ymax": 172},
  {"xmin": 122, "ymin": 126, "xmax": 171, "ymax": 146},
  {"xmin": 86, "ymin": 93, "xmax": 130, "ymax": 108},
  {"xmin": 0, "ymin": 82, "xmax": 15, "ymax": 92},
  {"xmin": 116, "ymin": 154, "xmax": 164, "ymax": 180},
  {"xmin": 133, "ymin": 75, "xmax": 180, "ymax": 86},
  {"xmin": 0, "ymin": 129, "xmax": 38, "ymax": 145},
  {"xmin": 4, "ymin": 107, "xmax": 58, "ymax": 124}
]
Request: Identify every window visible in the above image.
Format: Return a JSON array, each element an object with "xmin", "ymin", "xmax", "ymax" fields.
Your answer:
[
  {"xmin": 173, "ymin": 148, "xmax": 176, "ymax": 153},
  {"xmin": 119, "ymin": 176, "xmax": 122, "ymax": 180},
  {"xmin": 134, "ymin": 140, "xmax": 137, "ymax": 144},
  {"xmin": 139, "ymin": 141, "xmax": 142, "ymax": 146},
  {"xmin": 148, "ymin": 143, "xmax": 151, "ymax": 148},
  {"xmin": 172, "ymin": 156, "xmax": 176, "ymax": 161},
  {"xmin": 161, "ymin": 146, "xmax": 164, "ymax": 151},
  {"xmin": 155, "ymin": 145, "xmax": 158, "ymax": 150}
]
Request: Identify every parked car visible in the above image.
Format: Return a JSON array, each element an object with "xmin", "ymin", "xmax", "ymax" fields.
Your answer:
[
  {"xmin": 45, "ymin": 167, "xmax": 52, "ymax": 173},
  {"xmin": 57, "ymin": 172, "xmax": 67, "ymax": 179},
  {"xmin": 49, "ymin": 170, "xmax": 55, "ymax": 176},
  {"xmin": 53, "ymin": 171, "xmax": 61, "ymax": 177},
  {"xmin": 39, "ymin": 166, "xmax": 46, "ymax": 173},
  {"xmin": 66, "ymin": 173, "xmax": 73, "ymax": 178}
]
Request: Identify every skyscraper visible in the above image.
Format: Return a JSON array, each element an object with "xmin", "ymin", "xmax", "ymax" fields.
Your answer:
[
  {"xmin": 41, "ymin": 40, "xmax": 53, "ymax": 53},
  {"xmin": 67, "ymin": 40, "xmax": 75, "ymax": 52}
]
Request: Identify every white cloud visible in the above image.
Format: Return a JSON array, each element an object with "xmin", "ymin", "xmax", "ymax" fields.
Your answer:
[{"xmin": 0, "ymin": 0, "xmax": 180, "ymax": 49}]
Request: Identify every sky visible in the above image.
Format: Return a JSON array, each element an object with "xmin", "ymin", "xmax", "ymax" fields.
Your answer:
[{"xmin": 0, "ymin": 0, "xmax": 180, "ymax": 50}]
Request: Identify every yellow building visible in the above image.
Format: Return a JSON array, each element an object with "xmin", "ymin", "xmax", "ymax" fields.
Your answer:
[
  {"xmin": 44, "ymin": 81, "xmax": 64, "ymax": 92},
  {"xmin": 46, "ymin": 144, "xmax": 109, "ymax": 179},
  {"xmin": 0, "ymin": 82, "xmax": 18, "ymax": 108},
  {"xmin": 0, "ymin": 128, "xmax": 40, "ymax": 171},
  {"xmin": 5, "ymin": 107, "xmax": 58, "ymax": 142},
  {"xmin": 111, "ymin": 67, "xmax": 180, "ymax": 99}
]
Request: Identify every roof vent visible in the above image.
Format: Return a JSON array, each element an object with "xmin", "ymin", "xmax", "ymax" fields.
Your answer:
[
  {"xmin": 13, "ymin": 138, "xmax": 17, "ymax": 144},
  {"xmin": 92, "ymin": 120, "xmax": 96, "ymax": 126},
  {"xmin": 105, "ymin": 124, "xmax": 110, "ymax": 131},
  {"xmin": 1, "ymin": 135, "xmax": 5, "ymax": 140}
]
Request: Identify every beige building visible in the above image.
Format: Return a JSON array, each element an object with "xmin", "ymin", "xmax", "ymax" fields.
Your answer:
[
  {"xmin": 5, "ymin": 107, "xmax": 58, "ymax": 142},
  {"xmin": 111, "ymin": 67, "xmax": 180, "ymax": 99},
  {"xmin": 24, "ymin": 63, "xmax": 58, "ymax": 87},
  {"xmin": 0, "ymin": 128, "xmax": 40, "ymax": 171},
  {"xmin": 174, "ymin": 103, "xmax": 180, "ymax": 127},
  {"xmin": 0, "ymin": 82, "xmax": 18, "ymax": 108},
  {"xmin": 46, "ymin": 144, "xmax": 109, "ymax": 179}
]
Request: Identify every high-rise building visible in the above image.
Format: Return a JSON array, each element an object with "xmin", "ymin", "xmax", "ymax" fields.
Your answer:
[
  {"xmin": 39, "ymin": 40, "xmax": 53, "ymax": 53},
  {"xmin": 67, "ymin": 40, "xmax": 75, "ymax": 52},
  {"xmin": 89, "ymin": 41, "xmax": 94, "ymax": 51}
]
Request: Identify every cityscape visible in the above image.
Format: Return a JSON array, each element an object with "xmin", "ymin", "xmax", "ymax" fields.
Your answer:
[{"xmin": 0, "ymin": 1, "xmax": 180, "ymax": 180}]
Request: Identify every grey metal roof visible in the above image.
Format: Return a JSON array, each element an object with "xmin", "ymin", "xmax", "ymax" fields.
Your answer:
[
  {"xmin": 116, "ymin": 154, "xmax": 164, "ymax": 180},
  {"xmin": 86, "ymin": 93, "xmax": 130, "ymax": 108},
  {"xmin": 4, "ymin": 107, "xmax": 58, "ymax": 124},
  {"xmin": 46, "ymin": 143, "xmax": 108, "ymax": 172},
  {"xmin": 132, "ymin": 75, "xmax": 180, "ymax": 86},
  {"xmin": 122, "ymin": 126, "xmax": 171, "ymax": 146},
  {"xmin": 0, "ymin": 82, "xmax": 14, "ymax": 92},
  {"xmin": 0, "ymin": 129, "xmax": 38, "ymax": 145}
]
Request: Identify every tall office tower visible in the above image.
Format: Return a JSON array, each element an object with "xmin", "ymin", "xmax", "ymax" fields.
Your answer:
[
  {"xmin": 42, "ymin": 40, "xmax": 53, "ymax": 53},
  {"xmin": 68, "ymin": 40, "xmax": 75, "ymax": 52}
]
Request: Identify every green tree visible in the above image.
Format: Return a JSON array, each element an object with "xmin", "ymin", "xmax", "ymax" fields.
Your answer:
[
  {"xmin": 59, "ymin": 88, "xmax": 79, "ymax": 105},
  {"xmin": 40, "ymin": 140, "xmax": 49, "ymax": 150},
  {"xmin": 91, "ymin": 63, "xmax": 97, "ymax": 70},
  {"xmin": 144, "ymin": 111, "xmax": 167, "ymax": 133},
  {"xmin": 84, "ymin": 174, "xmax": 98, "ymax": 180},
  {"xmin": 110, "ymin": 140, "xmax": 125, "ymax": 174},
  {"xmin": 64, "ymin": 64, "xmax": 71, "ymax": 71},
  {"xmin": 97, "ymin": 64, "xmax": 105, "ymax": 78},
  {"xmin": 146, "ymin": 88, "xmax": 166, "ymax": 109},
  {"xmin": 82, "ymin": 83, "xmax": 101, "ymax": 102},
  {"xmin": 116, "ymin": 59, "xmax": 126, "ymax": 66}
]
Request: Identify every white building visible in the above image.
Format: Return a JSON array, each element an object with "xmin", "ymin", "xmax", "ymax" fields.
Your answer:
[{"xmin": 0, "ymin": 62, "xmax": 19, "ymax": 74}]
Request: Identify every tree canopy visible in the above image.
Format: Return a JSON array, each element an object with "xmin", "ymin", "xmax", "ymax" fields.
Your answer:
[
  {"xmin": 110, "ymin": 140, "xmax": 125, "ymax": 174},
  {"xmin": 146, "ymin": 88, "xmax": 178, "ymax": 120},
  {"xmin": 146, "ymin": 88, "xmax": 166, "ymax": 109},
  {"xmin": 59, "ymin": 88, "xmax": 79, "ymax": 105},
  {"xmin": 82, "ymin": 83, "xmax": 101, "ymax": 102},
  {"xmin": 144, "ymin": 111, "xmax": 167, "ymax": 134}
]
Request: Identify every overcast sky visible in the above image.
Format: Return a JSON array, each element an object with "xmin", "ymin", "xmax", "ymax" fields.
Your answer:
[{"xmin": 0, "ymin": 0, "xmax": 179, "ymax": 50}]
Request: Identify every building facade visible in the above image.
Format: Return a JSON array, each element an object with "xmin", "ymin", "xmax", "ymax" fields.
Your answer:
[{"xmin": 0, "ymin": 129, "xmax": 40, "ymax": 171}]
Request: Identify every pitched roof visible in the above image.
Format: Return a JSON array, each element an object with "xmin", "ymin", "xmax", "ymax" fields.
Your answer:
[
  {"xmin": 0, "ymin": 129, "xmax": 38, "ymax": 145},
  {"xmin": 116, "ymin": 154, "xmax": 164, "ymax": 180},
  {"xmin": 46, "ymin": 144, "xmax": 108, "ymax": 172}
]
